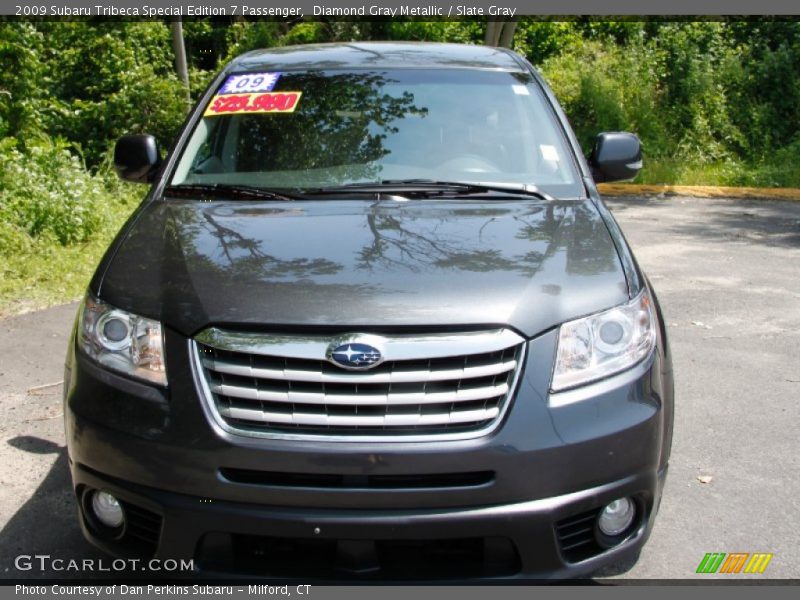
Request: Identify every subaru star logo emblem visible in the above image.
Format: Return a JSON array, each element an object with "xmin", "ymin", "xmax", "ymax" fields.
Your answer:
[{"xmin": 327, "ymin": 341, "xmax": 384, "ymax": 370}]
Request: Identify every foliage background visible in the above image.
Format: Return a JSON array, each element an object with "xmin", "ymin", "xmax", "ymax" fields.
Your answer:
[{"xmin": 1, "ymin": 18, "xmax": 799, "ymax": 313}]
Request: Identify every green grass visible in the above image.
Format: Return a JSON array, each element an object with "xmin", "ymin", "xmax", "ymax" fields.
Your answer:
[
  {"xmin": 638, "ymin": 158, "xmax": 800, "ymax": 188},
  {"xmin": 637, "ymin": 160, "xmax": 742, "ymax": 186},
  {"xmin": 0, "ymin": 138, "xmax": 144, "ymax": 318},
  {"xmin": 0, "ymin": 194, "xmax": 138, "ymax": 318}
]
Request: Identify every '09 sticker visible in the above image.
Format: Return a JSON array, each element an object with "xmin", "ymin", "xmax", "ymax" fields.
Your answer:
[
  {"xmin": 204, "ymin": 92, "xmax": 302, "ymax": 117},
  {"xmin": 219, "ymin": 72, "xmax": 281, "ymax": 94}
]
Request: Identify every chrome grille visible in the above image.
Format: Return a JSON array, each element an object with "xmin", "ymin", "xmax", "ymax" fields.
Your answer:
[{"xmin": 192, "ymin": 328, "xmax": 526, "ymax": 441}]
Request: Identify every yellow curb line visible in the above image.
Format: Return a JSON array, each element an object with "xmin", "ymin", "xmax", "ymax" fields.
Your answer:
[{"xmin": 597, "ymin": 183, "xmax": 800, "ymax": 201}]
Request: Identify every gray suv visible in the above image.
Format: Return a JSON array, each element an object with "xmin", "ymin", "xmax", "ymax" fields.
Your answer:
[{"xmin": 64, "ymin": 42, "xmax": 673, "ymax": 580}]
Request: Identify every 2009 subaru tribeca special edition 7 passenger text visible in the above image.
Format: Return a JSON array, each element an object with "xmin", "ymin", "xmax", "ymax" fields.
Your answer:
[{"xmin": 64, "ymin": 43, "xmax": 673, "ymax": 580}]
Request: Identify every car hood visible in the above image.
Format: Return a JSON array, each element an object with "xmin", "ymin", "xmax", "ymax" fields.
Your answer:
[{"xmin": 97, "ymin": 198, "xmax": 629, "ymax": 338}]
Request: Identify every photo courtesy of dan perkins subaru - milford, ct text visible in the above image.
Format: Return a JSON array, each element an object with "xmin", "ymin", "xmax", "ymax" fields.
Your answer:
[{"xmin": 15, "ymin": 585, "xmax": 311, "ymax": 596}]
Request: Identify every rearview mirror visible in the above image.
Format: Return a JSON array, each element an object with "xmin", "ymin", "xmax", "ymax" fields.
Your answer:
[
  {"xmin": 589, "ymin": 132, "xmax": 642, "ymax": 183},
  {"xmin": 114, "ymin": 134, "xmax": 161, "ymax": 184}
]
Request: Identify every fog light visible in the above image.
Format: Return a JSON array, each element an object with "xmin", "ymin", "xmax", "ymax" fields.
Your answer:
[
  {"xmin": 91, "ymin": 491, "xmax": 125, "ymax": 529},
  {"xmin": 597, "ymin": 497, "xmax": 635, "ymax": 536}
]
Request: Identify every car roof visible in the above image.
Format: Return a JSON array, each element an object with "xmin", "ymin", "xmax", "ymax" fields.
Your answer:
[{"xmin": 230, "ymin": 42, "xmax": 527, "ymax": 73}]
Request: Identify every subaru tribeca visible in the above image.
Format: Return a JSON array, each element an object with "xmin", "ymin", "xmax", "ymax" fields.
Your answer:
[{"xmin": 64, "ymin": 43, "xmax": 673, "ymax": 580}]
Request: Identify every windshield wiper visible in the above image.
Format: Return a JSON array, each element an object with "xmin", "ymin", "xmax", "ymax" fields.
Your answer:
[
  {"xmin": 163, "ymin": 184, "xmax": 299, "ymax": 201},
  {"xmin": 307, "ymin": 179, "xmax": 554, "ymax": 201},
  {"xmin": 386, "ymin": 179, "xmax": 556, "ymax": 200}
]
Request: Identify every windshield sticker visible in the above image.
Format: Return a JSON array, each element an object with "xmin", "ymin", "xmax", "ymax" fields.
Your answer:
[
  {"xmin": 540, "ymin": 144, "xmax": 560, "ymax": 161},
  {"xmin": 204, "ymin": 92, "xmax": 302, "ymax": 117},
  {"xmin": 219, "ymin": 72, "xmax": 281, "ymax": 94},
  {"xmin": 512, "ymin": 85, "xmax": 530, "ymax": 96}
]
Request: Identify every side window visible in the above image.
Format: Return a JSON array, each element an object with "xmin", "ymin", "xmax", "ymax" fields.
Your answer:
[{"xmin": 189, "ymin": 119, "xmax": 226, "ymax": 175}]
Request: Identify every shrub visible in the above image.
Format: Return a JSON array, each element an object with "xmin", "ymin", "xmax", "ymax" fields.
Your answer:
[
  {"xmin": 0, "ymin": 137, "xmax": 108, "ymax": 248},
  {"xmin": 515, "ymin": 21, "xmax": 583, "ymax": 62},
  {"xmin": 0, "ymin": 22, "xmax": 47, "ymax": 141},
  {"xmin": 36, "ymin": 22, "xmax": 188, "ymax": 166},
  {"xmin": 540, "ymin": 40, "xmax": 667, "ymax": 157}
]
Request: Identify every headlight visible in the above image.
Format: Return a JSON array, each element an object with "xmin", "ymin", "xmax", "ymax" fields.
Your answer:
[
  {"xmin": 552, "ymin": 289, "xmax": 656, "ymax": 391},
  {"xmin": 78, "ymin": 294, "xmax": 167, "ymax": 385}
]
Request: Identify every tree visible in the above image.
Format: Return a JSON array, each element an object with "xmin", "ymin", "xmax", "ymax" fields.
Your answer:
[
  {"xmin": 485, "ymin": 19, "xmax": 518, "ymax": 48},
  {"xmin": 170, "ymin": 18, "xmax": 191, "ymax": 105}
]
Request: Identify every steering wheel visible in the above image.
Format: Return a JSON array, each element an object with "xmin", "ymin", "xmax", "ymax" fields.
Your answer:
[{"xmin": 435, "ymin": 154, "xmax": 502, "ymax": 173}]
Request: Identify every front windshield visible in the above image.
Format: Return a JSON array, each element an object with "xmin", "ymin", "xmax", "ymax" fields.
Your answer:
[{"xmin": 171, "ymin": 68, "xmax": 583, "ymax": 197}]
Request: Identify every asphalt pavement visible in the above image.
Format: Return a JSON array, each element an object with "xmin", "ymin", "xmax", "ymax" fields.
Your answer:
[{"xmin": 1, "ymin": 195, "xmax": 798, "ymax": 580}]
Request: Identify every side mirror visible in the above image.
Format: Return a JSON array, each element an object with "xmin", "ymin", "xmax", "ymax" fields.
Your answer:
[
  {"xmin": 114, "ymin": 134, "xmax": 161, "ymax": 183},
  {"xmin": 589, "ymin": 132, "xmax": 642, "ymax": 183}
]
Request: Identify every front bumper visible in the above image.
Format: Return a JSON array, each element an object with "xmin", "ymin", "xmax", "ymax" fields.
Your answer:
[
  {"xmin": 64, "ymin": 326, "xmax": 673, "ymax": 580},
  {"xmin": 72, "ymin": 462, "xmax": 666, "ymax": 580}
]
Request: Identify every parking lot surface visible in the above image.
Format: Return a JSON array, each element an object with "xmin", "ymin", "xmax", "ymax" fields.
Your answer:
[{"xmin": 1, "ymin": 196, "xmax": 798, "ymax": 580}]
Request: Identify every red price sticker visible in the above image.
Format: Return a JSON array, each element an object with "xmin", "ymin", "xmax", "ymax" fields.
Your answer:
[{"xmin": 204, "ymin": 91, "xmax": 302, "ymax": 117}]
